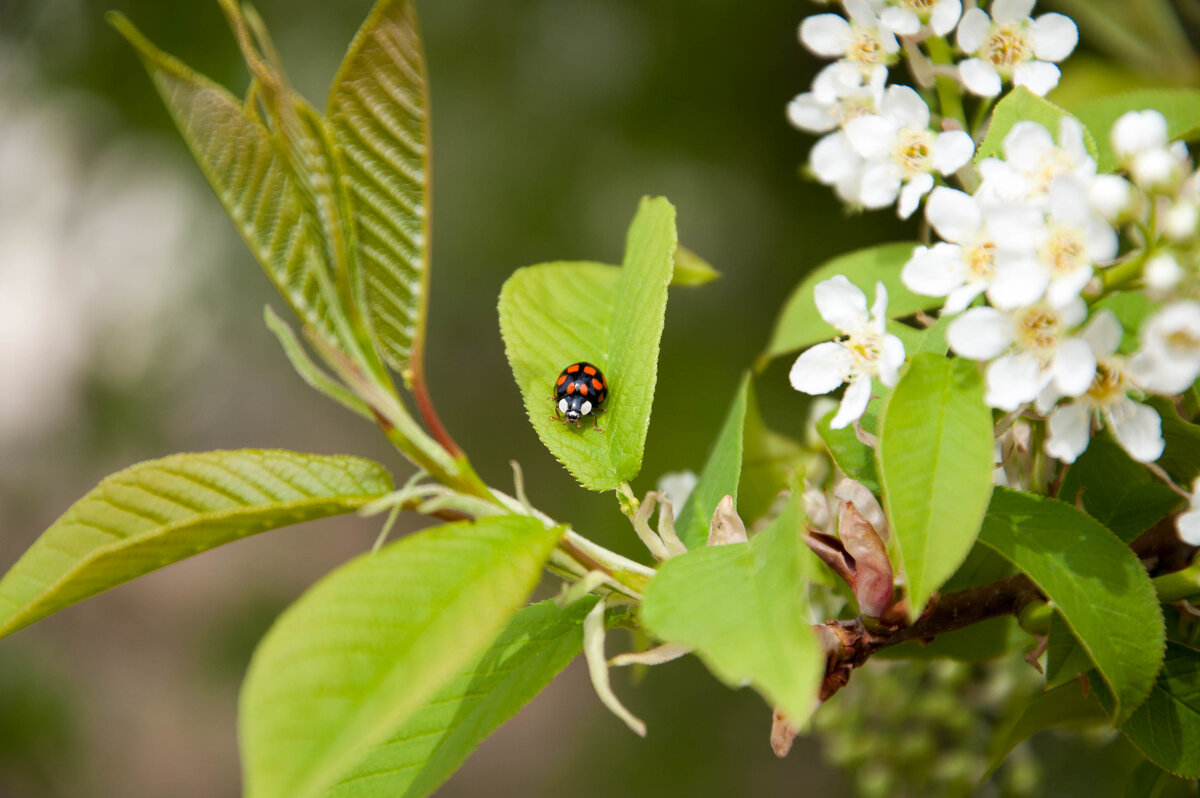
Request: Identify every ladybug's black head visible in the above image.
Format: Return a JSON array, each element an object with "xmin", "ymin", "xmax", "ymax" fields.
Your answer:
[{"xmin": 558, "ymin": 395, "xmax": 593, "ymax": 422}]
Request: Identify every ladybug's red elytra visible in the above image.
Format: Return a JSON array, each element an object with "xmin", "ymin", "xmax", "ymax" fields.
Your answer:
[{"xmin": 552, "ymin": 362, "xmax": 607, "ymax": 431}]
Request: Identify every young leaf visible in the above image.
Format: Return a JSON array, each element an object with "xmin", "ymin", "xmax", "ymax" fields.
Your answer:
[
  {"xmin": 672, "ymin": 245, "xmax": 720, "ymax": 287},
  {"xmin": 986, "ymin": 682, "xmax": 1107, "ymax": 778},
  {"xmin": 877, "ymin": 354, "xmax": 994, "ymax": 620},
  {"xmin": 108, "ymin": 14, "xmax": 344, "ymax": 350},
  {"xmin": 1124, "ymin": 760, "xmax": 1179, "ymax": 798},
  {"xmin": 1058, "ymin": 438, "xmax": 1183, "ymax": 543},
  {"xmin": 818, "ymin": 400, "xmax": 882, "ymax": 496},
  {"xmin": 1045, "ymin": 611, "xmax": 1096, "ymax": 689},
  {"xmin": 976, "ymin": 86, "xmax": 1099, "ymax": 163},
  {"xmin": 326, "ymin": 598, "xmax": 595, "ymax": 798},
  {"xmin": 978, "ymin": 489, "xmax": 1165, "ymax": 725},
  {"xmin": 328, "ymin": 0, "xmax": 430, "ymax": 377},
  {"xmin": 239, "ymin": 515, "xmax": 563, "ymax": 798},
  {"xmin": 675, "ymin": 374, "xmax": 750, "ymax": 549},
  {"xmin": 641, "ymin": 495, "xmax": 824, "ymax": 727},
  {"xmin": 1070, "ymin": 88, "xmax": 1200, "ymax": 172},
  {"xmin": 499, "ymin": 198, "xmax": 676, "ymax": 491},
  {"xmin": 1113, "ymin": 642, "xmax": 1200, "ymax": 779},
  {"xmin": 0, "ymin": 451, "xmax": 393, "ymax": 640},
  {"xmin": 760, "ymin": 242, "xmax": 927, "ymax": 365}
]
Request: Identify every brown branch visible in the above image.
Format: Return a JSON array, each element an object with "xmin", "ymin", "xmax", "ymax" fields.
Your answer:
[{"xmin": 409, "ymin": 343, "xmax": 464, "ymax": 459}]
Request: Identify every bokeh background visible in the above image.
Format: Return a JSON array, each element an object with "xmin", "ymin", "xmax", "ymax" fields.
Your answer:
[{"xmin": 0, "ymin": 1, "xmax": 1196, "ymax": 796}]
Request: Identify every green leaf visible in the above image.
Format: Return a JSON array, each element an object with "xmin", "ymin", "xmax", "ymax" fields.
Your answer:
[
  {"xmin": 818, "ymin": 401, "xmax": 882, "ymax": 496},
  {"xmin": 877, "ymin": 354, "xmax": 994, "ymax": 619},
  {"xmin": 1071, "ymin": 89, "xmax": 1200, "ymax": 172},
  {"xmin": 499, "ymin": 198, "xmax": 676, "ymax": 491},
  {"xmin": 676, "ymin": 375, "xmax": 750, "ymax": 549},
  {"xmin": 759, "ymin": 242, "xmax": 928, "ymax": 365},
  {"xmin": 739, "ymin": 382, "xmax": 807, "ymax": 525},
  {"xmin": 641, "ymin": 494, "xmax": 823, "ymax": 726},
  {"xmin": 1092, "ymin": 293, "xmax": 1158, "ymax": 354},
  {"xmin": 986, "ymin": 682, "xmax": 1107, "ymax": 779},
  {"xmin": 672, "ymin": 245, "xmax": 720, "ymax": 287},
  {"xmin": 1123, "ymin": 760, "xmax": 1178, "ymax": 798},
  {"xmin": 326, "ymin": 597, "xmax": 594, "ymax": 798},
  {"xmin": 1114, "ymin": 641, "xmax": 1200, "ymax": 779},
  {"xmin": 1045, "ymin": 610, "xmax": 1096, "ymax": 690},
  {"xmin": 0, "ymin": 450, "xmax": 393, "ymax": 640},
  {"xmin": 976, "ymin": 86, "xmax": 1098, "ymax": 163},
  {"xmin": 1059, "ymin": 438, "xmax": 1183, "ymax": 543},
  {"xmin": 239, "ymin": 515, "xmax": 563, "ymax": 798},
  {"xmin": 1149, "ymin": 397, "xmax": 1200, "ymax": 485},
  {"xmin": 108, "ymin": 13, "xmax": 343, "ymax": 349},
  {"xmin": 328, "ymin": 0, "xmax": 429, "ymax": 377},
  {"xmin": 978, "ymin": 489, "xmax": 1165, "ymax": 725}
]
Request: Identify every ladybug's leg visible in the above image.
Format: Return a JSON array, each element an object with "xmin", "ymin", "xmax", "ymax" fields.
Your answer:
[{"xmin": 592, "ymin": 419, "xmax": 605, "ymax": 433}]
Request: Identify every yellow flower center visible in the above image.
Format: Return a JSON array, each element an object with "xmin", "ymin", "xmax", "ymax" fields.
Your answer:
[
  {"xmin": 965, "ymin": 242, "xmax": 997, "ymax": 280},
  {"xmin": 846, "ymin": 326, "xmax": 884, "ymax": 373},
  {"xmin": 1014, "ymin": 305, "xmax": 1063, "ymax": 358},
  {"xmin": 982, "ymin": 23, "xmax": 1031, "ymax": 69},
  {"xmin": 1165, "ymin": 328, "xmax": 1200, "ymax": 352},
  {"xmin": 1040, "ymin": 225, "xmax": 1088, "ymax": 277},
  {"xmin": 839, "ymin": 96, "xmax": 878, "ymax": 124},
  {"xmin": 1086, "ymin": 359, "xmax": 1127, "ymax": 407},
  {"xmin": 893, "ymin": 129, "xmax": 933, "ymax": 175},
  {"xmin": 901, "ymin": 0, "xmax": 936, "ymax": 10},
  {"xmin": 847, "ymin": 30, "xmax": 886, "ymax": 66}
]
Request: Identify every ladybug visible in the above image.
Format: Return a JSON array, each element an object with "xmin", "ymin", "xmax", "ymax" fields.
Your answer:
[{"xmin": 552, "ymin": 362, "xmax": 607, "ymax": 430}]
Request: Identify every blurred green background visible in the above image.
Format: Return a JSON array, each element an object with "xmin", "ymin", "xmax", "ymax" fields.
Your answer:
[{"xmin": 0, "ymin": 1, "xmax": 1195, "ymax": 796}]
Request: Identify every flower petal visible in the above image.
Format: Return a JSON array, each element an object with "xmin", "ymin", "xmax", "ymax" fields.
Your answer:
[
  {"xmin": 830, "ymin": 376, "xmax": 873, "ymax": 429},
  {"xmin": 925, "ymin": 186, "xmax": 980, "ymax": 243},
  {"xmin": 1045, "ymin": 402, "xmax": 1092, "ymax": 463},
  {"xmin": 932, "ymin": 130, "xmax": 976, "ymax": 174},
  {"xmin": 882, "ymin": 85, "xmax": 931, "ymax": 130},
  {"xmin": 1046, "ymin": 265, "xmax": 1093, "ymax": 308},
  {"xmin": 1013, "ymin": 61, "xmax": 1062, "ymax": 96},
  {"xmin": 845, "ymin": 114, "xmax": 897, "ymax": 160},
  {"xmin": 1051, "ymin": 337, "xmax": 1097, "ymax": 397},
  {"xmin": 1112, "ymin": 110, "xmax": 1169, "ymax": 159},
  {"xmin": 988, "ymin": 256, "xmax": 1049, "ymax": 309},
  {"xmin": 1031, "ymin": 13, "xmax": 1078, "ymax": 61},
  {"xmin": 790, "ymin": 341, "xmax": 852, "ymax": 394},
  {"xmin": 898, "ymin": 173, "xmax": 934, "ymax": 219},
  {"xmin": 985, "ymin": 353, "xmax": 1046, "ymax": 410},
  {"xmin": 787, "ymin": 93, "xmax": 837, "ymax": 133},
  {"xmin": 1081, "ymin": 309, "xmax": 1122, "ymax": 357},
  {"xmin": 814, "ymin": 274, "xmax": 869, "ymax": 332},
  {"xmin": 902, "ymin": 242, "xmax": 965, "ymax": 297},
  {"xmin": 1004, "ymin": 121, "xmax": 1055, "ymax": 169},
  {"xmin": 992, "ymin": 0, "xmax": 1036, "ymax": 24},
  {"xmin": 948, "ymin": 307, "xmax": 1013, "ymax": 360},
  {"xmin": 810, "ymin": 132, "xmax": 862, "ymax": 184},
  {"xmin": 878, "ymin": 334, "xmax": 906, "ymax": 387},
  {"xmin": 880, "ymin": 7, "xmax": 920, "ymax": 35},
  {"xmin": 945, "ymin": 282, "xmax": 987, "ymax": 314},
  {"xmin": 931, "ymin": 0, "xmax": 963, "ymax": 35},
  {"xmin": 959, "ymin": 58, "xmax": 1002, "ymax": 96},
  {"xmin": 1090, "ymin": 174, "xmax": 1132, "ymax": 221},
  {"xmin": 1107, "ymin": 398, "xmax": 1165, "ymax": 463},
  {"xmin": 956, "ymin": 8, "xmax": 990, "ymax": 52},
  {"xmin": 800, "ymin": 13, "xmax": 852, "ymax": 57},
  {"xmin": 858, "ymin": 162, "xmax": 902, "ymax": 208},
  {"xmin": 1178, "ymin": 509, "xmax": 1200, "ymax": 546}
]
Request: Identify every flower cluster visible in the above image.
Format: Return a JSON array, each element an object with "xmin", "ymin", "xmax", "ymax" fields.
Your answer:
[
  {"xmin": 789, "ymin": 0, "xmax": 1077, "ymax": 219},
  {"xmin": 789, "ymin": 3, "xmax": 1200, "ymax": 548}
]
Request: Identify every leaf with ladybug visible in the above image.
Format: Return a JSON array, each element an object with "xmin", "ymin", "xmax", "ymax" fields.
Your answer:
[{"xmin": 499, "ymin": 196, "xmax": 677, "ymax": 491}]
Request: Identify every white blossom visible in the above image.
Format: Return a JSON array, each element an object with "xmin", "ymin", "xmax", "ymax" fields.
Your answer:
[
  {"xmin": 800, "ymin": 0, "xmax": 900, "ymax": 74},
  {"xmin": 788, "ymin": 62, "xmax": 887, "ymax": 134},
  {"xmin": 1040, "ymin": 311, "xmax": 1164, "ymax": 464},
  {"xmin": 878, "ymin": 0, "xmax": 962, "ymax": 36},
  {"xmin": 1111, "ymin": 109, "xmax": 1188, "ymax": 191},
  {"xmin": 976, "ymin": 117, "xmax": 1095, "ymax": 207},
  {"xmin": 955, "ymin": 0, "xmax": 1077, "ymax": 97},
  {"xmin": 1143, "ymin": 252, "xmax": 1185, "ymax": 296},
  {"xmin": 1128, "ymin": 301, "xmax": 1200, "ymax": 394},
  {"xmin": 947, "ymin": 297, "xmax": 1094, "ymax": 410},
  {"xmin": 901, "ymin": 186, "xmax": 1044, "ymax": 311},
  {"xmin": 1028, "ymin": 176, "xmax": 1119, "ymax": 307},
  {"xmin": 790, "ymin": 276, "xmax": 906, "ymax": 429},
  {"xmin": 1178, "ymin": 477, "xmax": 1200, "ymax": 547},
  {"xmin": 809, "ymin": 131, "xmax": 868, "ymax": 205},
  {"xmin": 843, "ymin": 85, "xmax": 974, "ymax": 217}
]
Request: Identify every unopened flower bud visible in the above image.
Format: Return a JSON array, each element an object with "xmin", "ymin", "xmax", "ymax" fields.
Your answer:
[{"xmin": 708, "ymin": 494, "xmax": 748, "ymax": 546}]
